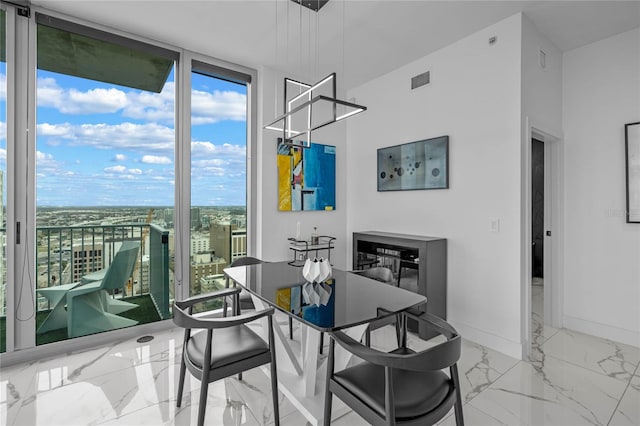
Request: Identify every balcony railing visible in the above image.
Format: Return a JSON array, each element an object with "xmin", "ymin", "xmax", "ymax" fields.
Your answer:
[{"xmin": 35, "ymin": 223, "xmax": 171, "ymax": 320}]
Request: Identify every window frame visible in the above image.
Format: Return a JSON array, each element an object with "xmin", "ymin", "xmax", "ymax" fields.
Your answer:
[{"xmin": 174, "ymin": 52, "xmax": 257, "ymax": 302}]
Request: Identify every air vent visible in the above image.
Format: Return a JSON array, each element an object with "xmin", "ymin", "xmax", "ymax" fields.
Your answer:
[{"xmin": 411, "ymin": 71, "xmax": 430, "ymax": 90}]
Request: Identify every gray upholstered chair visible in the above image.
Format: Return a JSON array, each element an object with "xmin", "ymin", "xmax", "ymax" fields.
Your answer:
[
  {"xmin": 173, "ymin": 288, "xmax": 280, "ymax": 426},
  {"xmin": 223, "ymin": 256, "xmax": 265, "ymax": 317},
  {"xmin": 324, "ymin": 310, "xmax": 464, "ymax": 426},
  {"xmin": 352, "ymin": 267, "xmax": 403, "ymax": 347}
]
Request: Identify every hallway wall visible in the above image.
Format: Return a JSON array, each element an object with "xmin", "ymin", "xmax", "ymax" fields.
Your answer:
[{"xmin": 562, "ymin": 28, "xmax": 640, "ymax": 347}]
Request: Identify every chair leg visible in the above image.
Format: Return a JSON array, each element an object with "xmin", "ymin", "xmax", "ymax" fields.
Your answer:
[
  {"xmin": 269, "ymin": 316, "xmax": 280, "ymax": 426},
  {"xmin": 289, "ymin": 317, "xmax": 293, "ymax": 340},
  {"xmin": 319, "ymin": 332, "xmax": 324, "ymax": 355},
  {"xmin": 451, "ymin": 364, "xmax": 465, "ymax": 426},
  {"xmin": 323, "ymin": 338, "xmax": 335, "ymax": 426},
  {"xmin": 238, "ymin": 372, "xmax": 243, "ymax": 381},
  {"xmin": 223, "ymin": 278, "xmax": 230, "ymax": 318},
  {"xmin": 197, "ymin": 379, "xmax": 209, "ymax": 426},
  {"xmin": 395, "ymin": 313, "xmax": 403, "ymax": 348},
  {"xmin": 365, "ymin": 328, "xmax": 371, "ymax": 347},
  {"xmin": 176, "ymin": 355, "xmax": 187, "ymax": 407}
]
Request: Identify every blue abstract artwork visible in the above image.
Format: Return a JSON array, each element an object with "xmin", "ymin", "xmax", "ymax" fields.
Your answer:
[{"xmin": 277, "ymin": 139, "xmax": 336, "ymax": 211}]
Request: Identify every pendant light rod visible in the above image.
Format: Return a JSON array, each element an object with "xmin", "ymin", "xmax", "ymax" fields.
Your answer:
[{"xmin": 265, "ymin": 0, "xmax": 366, "ymax": 147}]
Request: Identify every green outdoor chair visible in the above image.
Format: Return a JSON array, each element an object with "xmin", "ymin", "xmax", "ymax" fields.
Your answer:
[{"xmin": 37, "ymin": 241, "xmax": 141, "ymax": 338}]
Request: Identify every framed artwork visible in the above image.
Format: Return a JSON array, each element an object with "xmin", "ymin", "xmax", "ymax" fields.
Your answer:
[
  {"xmin": 378, "ymin": 135, "xmax": 449, "ymax": 191},
  {"xmin": 277, "ymin": 138, "xmax": 336, "ymax": 211},
  {"xmin": 625, "ymin": 122, "xmax": 640, "ymax": 223}
]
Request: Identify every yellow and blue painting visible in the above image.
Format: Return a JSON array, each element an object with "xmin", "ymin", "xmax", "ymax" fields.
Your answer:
[{"xmin": 277, "ymin": 138, "xmax": 336, "ymax": 211}]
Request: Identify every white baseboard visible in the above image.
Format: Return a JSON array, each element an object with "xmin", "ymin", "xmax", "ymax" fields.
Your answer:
[
  {"xmin": 449, "ymin": 319, "xmax": 523, "ymax": 360},
  {"xmin": 563, "ymin": 315, "xmax": 640, "ymax": 348}
]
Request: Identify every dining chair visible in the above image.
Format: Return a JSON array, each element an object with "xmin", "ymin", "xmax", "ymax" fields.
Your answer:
[
  {"xmin": 225, "ymin": 256, "xmax": 298, "ymax": 342},
  {"xmin": 324, "ymin": 310, "xmax": 464, "ymax": 426},
  {"xmin": 223, "ymin": 256, "xmax": 265, "ymax": 317},
  {"xmin": 173, "ymin": 287, "xmax": 280, "ymax": 426},
  {"xmin": 352, "ymin": 267, "xmax": 403, "ymax": 347}
]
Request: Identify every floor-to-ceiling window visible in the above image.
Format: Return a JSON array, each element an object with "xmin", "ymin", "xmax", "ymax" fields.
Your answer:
[
  {"xmin": 0, "ymin": 5, "xmax": 255, "ymax": 355},
  {"xmin": 33, "ymin": 14, "xmax": 177, "ymax": 344},
  {"xmin": 189, "ymin": 64, "xmax": 248, "ymax": 299}
]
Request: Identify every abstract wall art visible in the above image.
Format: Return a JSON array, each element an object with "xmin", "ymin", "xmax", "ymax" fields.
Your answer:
[
  {"xmin": 277, "ymin": 138, "xmax": 336, "ymax": 211},
  {"xmin": 377, "ymin": 135, "xmax": 449, "ymax": 191}
]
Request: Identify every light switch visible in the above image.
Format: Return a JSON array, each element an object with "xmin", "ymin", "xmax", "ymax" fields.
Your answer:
[{"xmin": 490, "ymin": 218, "xmax": 500, "ymax": 233}]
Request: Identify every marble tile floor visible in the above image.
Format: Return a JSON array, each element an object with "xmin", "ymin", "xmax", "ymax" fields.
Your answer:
[{"xmin": 1, "ymin": 310, "xmax": 638, "ymax": 426}]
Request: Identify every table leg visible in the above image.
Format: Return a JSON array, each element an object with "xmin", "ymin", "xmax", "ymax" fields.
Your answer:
[
  {"xmin": 250, "ymin": 295, "xmax": 302, "ymax": 376},
  {"xmin": 302, "ymin": 325, "xmax": 321, "ymax": 397}
]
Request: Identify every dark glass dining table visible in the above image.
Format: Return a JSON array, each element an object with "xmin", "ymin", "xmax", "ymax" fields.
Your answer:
[
  {"xmin": 224, "ymin": 261, "xmax": 426, "ymax": 333},
  {"xmin": 224, "ymin": 260, "xmax": 426, "ymax": 425}
]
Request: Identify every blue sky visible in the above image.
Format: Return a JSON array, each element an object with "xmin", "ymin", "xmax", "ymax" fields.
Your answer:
[{"xmin": 1, "ymin": 65, "xmax": 248, "ymax": 207}]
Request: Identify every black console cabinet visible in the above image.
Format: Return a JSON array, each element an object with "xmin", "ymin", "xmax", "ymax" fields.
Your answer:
[{"xmin": 353, "ymin": 231, "xmax": 447, "ymax": 340}]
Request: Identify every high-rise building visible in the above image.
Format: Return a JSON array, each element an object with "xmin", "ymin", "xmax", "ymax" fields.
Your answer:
[
  {"xmin": 209, "ymin": 222, "xmax": 231, "ymax": 262},
  {"xmin": 209, "ymin": 222, "xmax": 247, "ymax": 263},
  {"xmin": 190, "ymin": 207, "xmax": 201, "ymax": 229},
  {"xmin": 190, "ymin": 253, "xmax": 227, "ymax": 295},
  {"xmin": 163, "ymin": 208, "xmax": 174, "ymax": 224},
  {"xmin": 231, "ymin": 228, "xmax": 247, "ymax": 261},
  {"xmin": 71, "ymin": 243, "xmax": 103, "ymax": 282},
  {"xmin": 190, "ymin": 233, "xmax": 210, "ymax": 256}
]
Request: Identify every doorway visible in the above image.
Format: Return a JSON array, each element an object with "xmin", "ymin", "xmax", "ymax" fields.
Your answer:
[
  {"xmin": 527, "ymin": 127, "xmax": 564, "ymax": 360},
  {"xmin": 531, "ymin": 138, "xmax": 546, "ymax": 352}
]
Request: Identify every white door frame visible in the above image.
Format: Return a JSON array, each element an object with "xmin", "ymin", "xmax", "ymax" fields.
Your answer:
[{"xmin": 522, "ymin": 118, "xmax": 564, "ymax": 359}]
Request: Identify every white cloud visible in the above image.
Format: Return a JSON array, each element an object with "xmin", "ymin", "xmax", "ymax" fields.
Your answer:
[
  {"xmin": 38, "ymin": 122, "xmax": 70, "ymax": 137},
  {"xmin": 34, "ymin": 150, "xmax": 64, "ymax": 176},
  {"xmin": 190, "ymin": 141, "xmax": 246, "ymax": 179},
  {"xmin": 0, "ymin": 74, "xmax": 6, "ymax": 100},
  {"xmin": 35, "ymin": 76, "xmax": 245, "ymax": 126},
  {"xmin": 141, "ymin": 155, "xmax": 172, "ymax": 165},
  {"xmin": 0, "ymin": 122, "xmax": 5, "ymax": 141},
  {"xmin": 129, "ymin": 168, "xmax": 143, "ymax": 175},
  {"xmin": 36, "ymin": 122, "xmax": 174, "ymax": 153},
  {"xmin": 38, "ymin": 78, "xmax": 128, "ymax": 114},
  {"xmin": 104, "ymin": 165, "xmax": 127, "ymax": 173},
  {"xmin": 0, "ymin": 148, "xmax": 6, "ymax": 162},
  {"xmin": 191, "ymin": 89, "xmax": 246, "ymax": 125},
  {"xmin": 122, "ymin": 82, "xmax": 175, "ymax": 123},
  {"xmin": 113, "ymin": 154, "xmax": 127, "ymax": 162},
  {"xmin": 191, "ymin": 141, "xmax": 245, "ymax": 158}
]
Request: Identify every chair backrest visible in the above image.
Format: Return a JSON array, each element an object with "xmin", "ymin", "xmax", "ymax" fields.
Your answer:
[
  {"xmin": 230, "ymin": 256, "xmax": 265, "ymax": 267},
  {"xmin": 355, "ymin": 267, "xmax": 394, "ymax": 284},
  {"xmin": 101, "ymin": 241, "xmax": 141, "ymax": 292},
  {"xmin": 331, "ymin": 311, "xmax": 461, "ymax": 373}
]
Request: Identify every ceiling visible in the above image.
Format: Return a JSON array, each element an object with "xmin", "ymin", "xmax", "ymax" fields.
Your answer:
[{"xmin": 30, "ymin": 0, "xmax": 640, "ymax": 89}]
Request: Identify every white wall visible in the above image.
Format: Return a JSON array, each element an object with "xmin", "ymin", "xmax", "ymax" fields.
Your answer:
[
  {"xmin": 521, "ymin": 15, "xmax": 563, "ymax": 137},
  {"xmin": 563, "ymin": 28, "xmax": 640, "ymax": 347},
  {"xmin": 346, "ymin": 14, "xmax": 524, "ymax": 357},
  {"xmin": 257, "ymin": 66, "xmax": 349, "ymax": 269}
]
